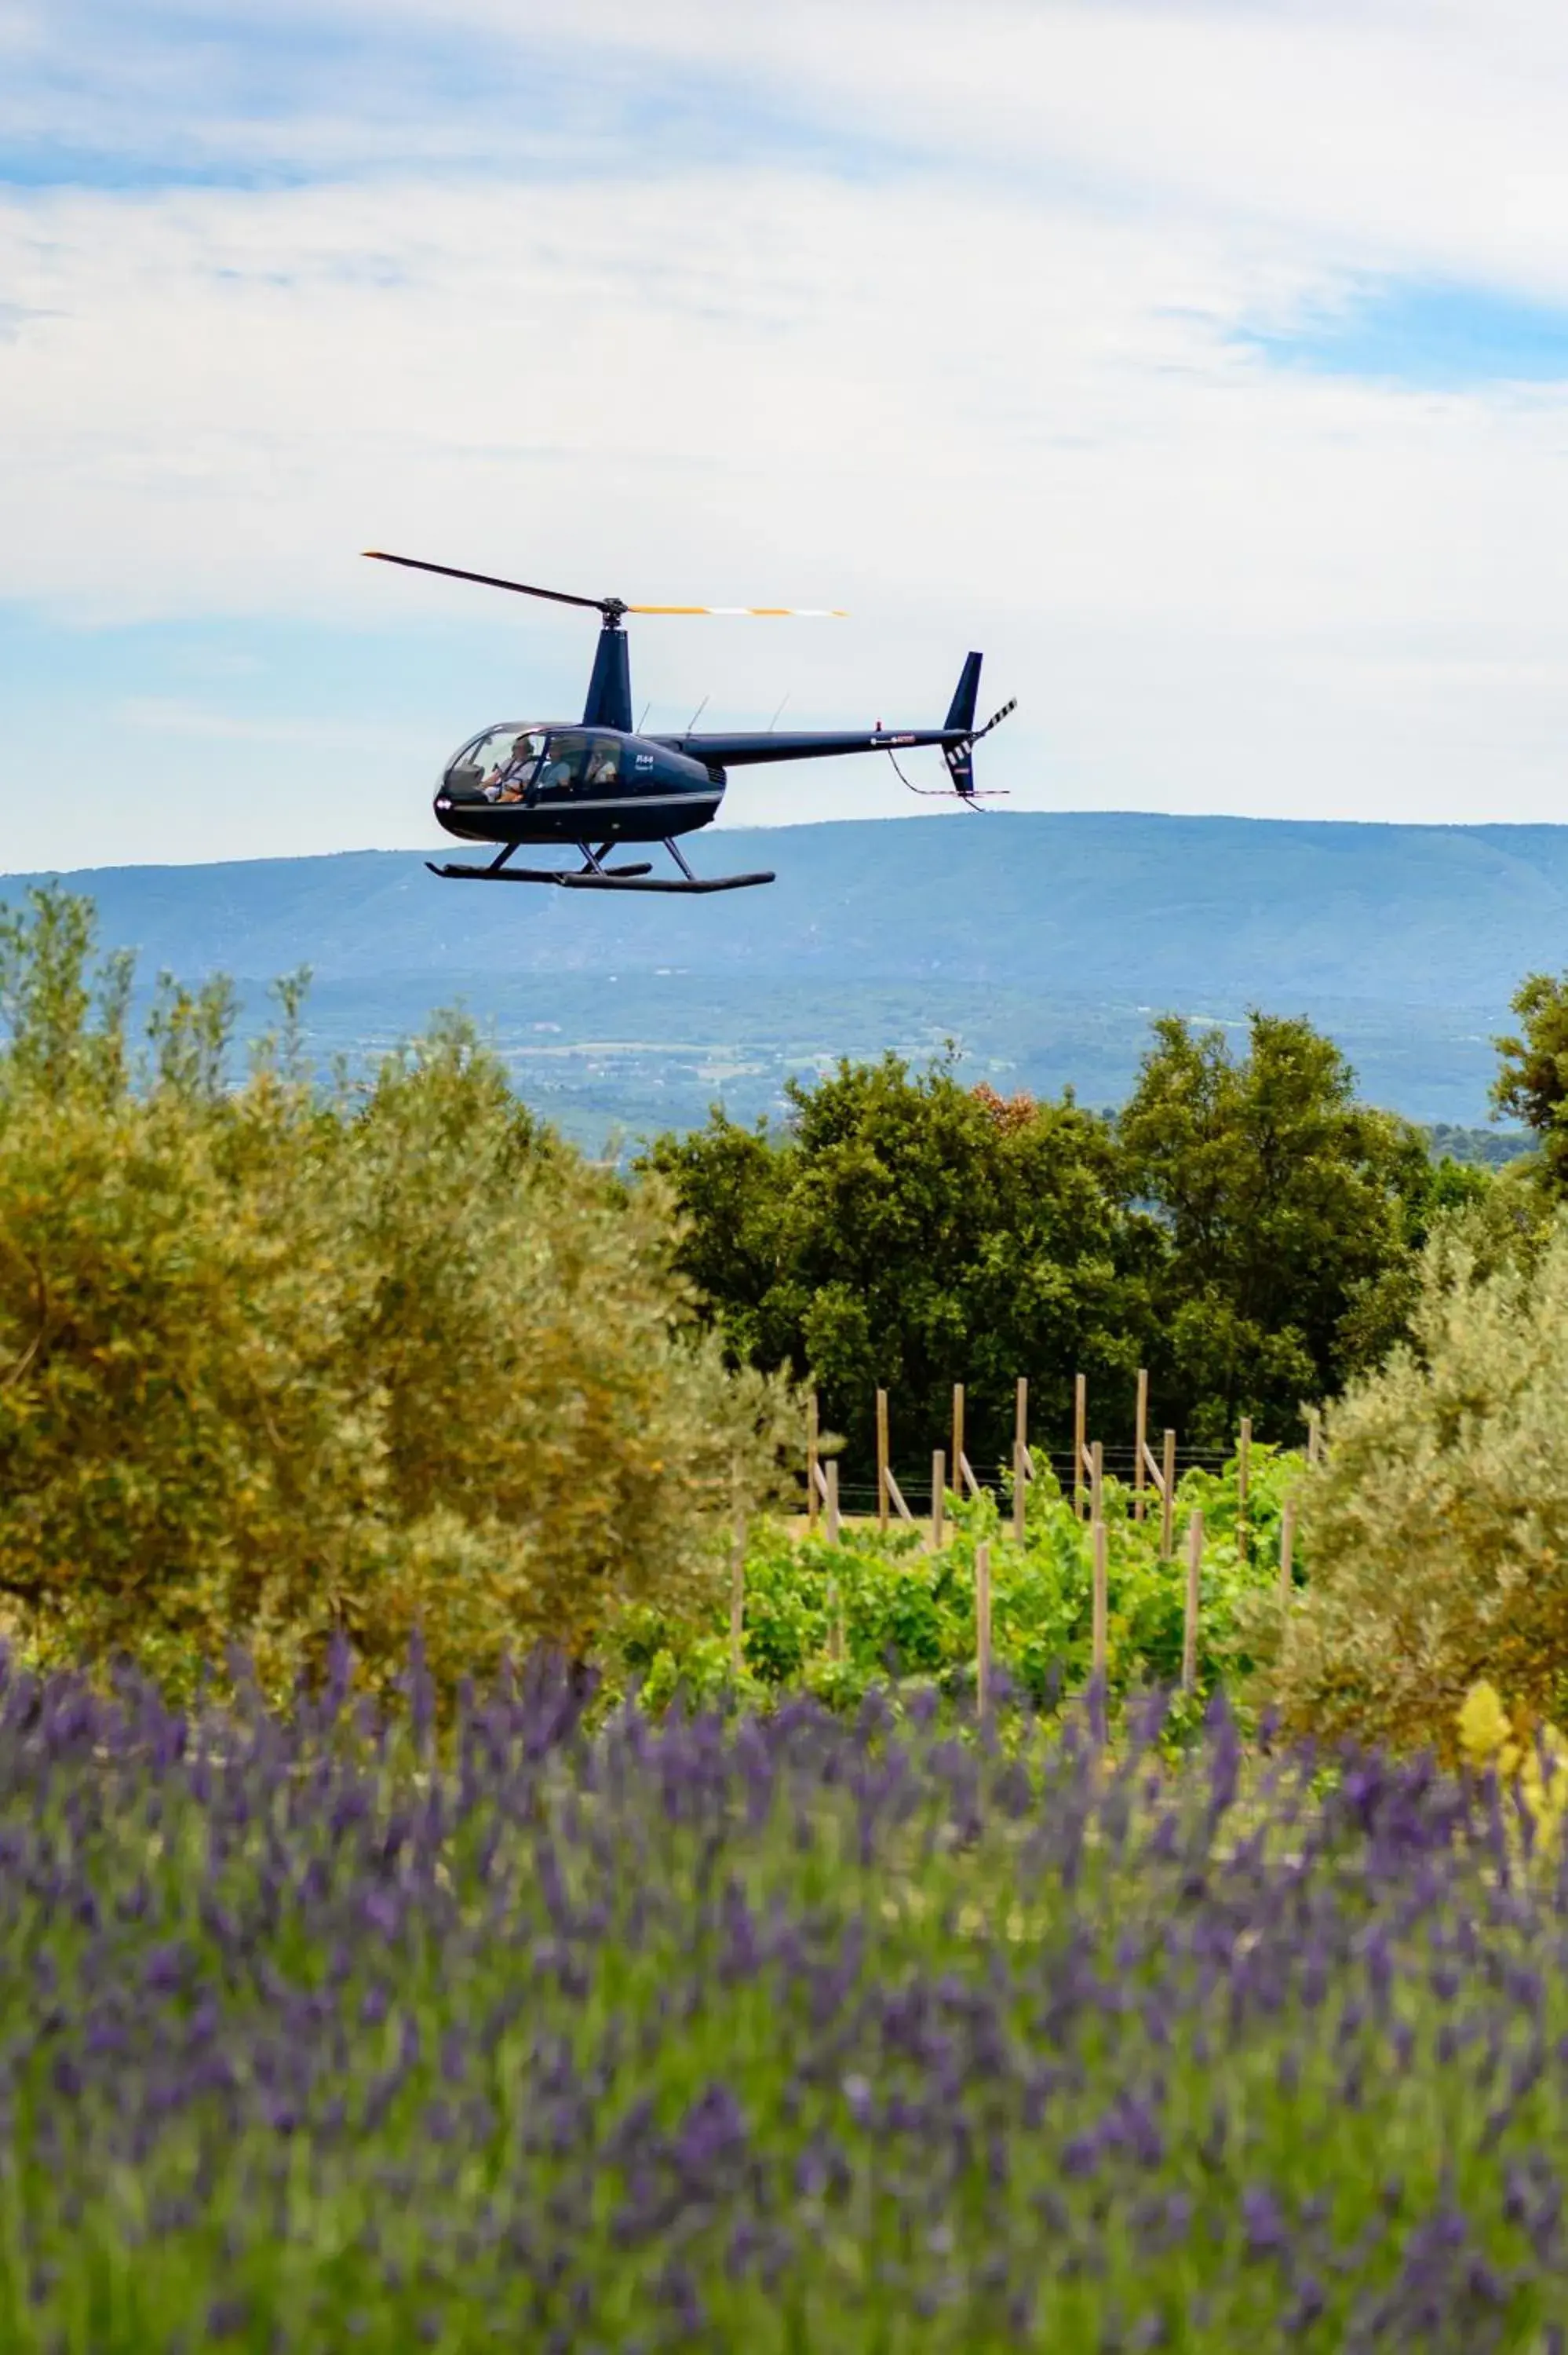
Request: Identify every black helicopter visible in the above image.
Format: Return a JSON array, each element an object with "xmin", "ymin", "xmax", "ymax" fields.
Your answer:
[{"xmin": 366, "ymin": 551, "xmax": 1017, "ymax": 894}]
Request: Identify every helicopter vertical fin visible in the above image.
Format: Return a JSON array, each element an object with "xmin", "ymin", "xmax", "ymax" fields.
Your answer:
[
  {"xmin": 944, "ymin": 651, "xmax": 982, "ymax": 736},
  {"xmin": 582, "ymin": 619, "xmax": 634, "ymax": 732},
  {"xmin": 941, "ymin": 651, "xmax": 983, "ymax": 796}
]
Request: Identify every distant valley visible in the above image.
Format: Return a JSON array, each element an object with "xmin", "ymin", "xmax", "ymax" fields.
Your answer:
[{"xmin": 9, "ymin": 811, "xmax": 1567, "ymax": 1147}]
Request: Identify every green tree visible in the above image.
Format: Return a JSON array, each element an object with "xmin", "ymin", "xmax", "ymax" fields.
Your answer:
[
  {"xmin": 644, "ymin": 1053, "xmax": 1157, "ymax": 1480},
  {"xmin": 1494, "ymin": 969, "xmax": 1568, "ymax": 1194},
  {"xmin": 1119, "ymin": 1012, "xmax": 1435, "ymax": 1443},
  {"xmin": 0, "ymin": 887, "xmax": 792, "ymax": 1702}
]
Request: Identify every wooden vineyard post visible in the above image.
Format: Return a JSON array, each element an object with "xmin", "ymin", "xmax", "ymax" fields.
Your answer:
[
  {"xmin": 1073, "ymin": 1375, "xmax": 1088, "ymax": 1519},
  {"xmin": 1090, "ymin": 1439, "xmax": 1104, "ymax": 1528},
  {"xmin": 1236, "ymin": 1416, "xmax": 1252, "ymax": 1563},
  {"xmin": 825, "ymin": 1460, "xmax": 844, "ymax": 1662},
  {"xmin": 1013, "ymin": 1377, "xmax": 1029, "ymax": 1545},
  {"xmin": 1307, "ymin": 1408, "xmax": 1322, "ymax": 1466},
  {"xmin": 950, "ymin": 1382, "xmax": 979, "ymax": 1500},
  {"xmin": 1181, "ymin": 1510, "xmax": 1203, "ymax": 1694},
  {"xmin": 1278, "ymin": 1495, "xmax": 1296, "ymax": 1609},
  {"xmin": 1161, "ymin": 1430, "xmax": 1176, "ymax": 1559},
  {"xmin": 975, "ymin": 1540, "xmax": 993, "ymax": 1717},
  {"xmin": 876, "ymin": 1387, "xmax": 890, "ymax": 1535},
  {"xmin": 930, "ymin": 1449, "xmax": 946, "ymax": 1552},
  {"xmin": 806, "ymin": 1392, "xmax": 819, "ymax": 1533},
  {"xmin": 1091, "ymin": 1517, "xmax": 1108, "ymax": 1681},
  {"xmin": 730, "ymin": 1464, "xmax": 746, "ymax": 1678},
  {"xmin": 872, "ymin": 1393, "xmax": 915, "ymax": 1529},
  {"xmin": 1134, "ymin": 1369, "xmax": 1149, "ymax": 1521}
]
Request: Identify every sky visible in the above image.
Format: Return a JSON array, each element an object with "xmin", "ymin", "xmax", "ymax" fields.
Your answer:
[{"xmin": 5, "ymin": 0, "xmax": 1568, "ymax": 867}]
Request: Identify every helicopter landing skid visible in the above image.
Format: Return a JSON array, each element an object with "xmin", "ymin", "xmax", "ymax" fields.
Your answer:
[
  {"xmin": 427, "ymin": 839, "xmax": 775, "ymax": 894},
  {"xmin": 428, "ymin": 860, "xmax": 655, "ymax": 883}
]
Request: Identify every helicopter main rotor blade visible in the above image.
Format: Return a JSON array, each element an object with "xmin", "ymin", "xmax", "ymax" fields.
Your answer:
[
  {"xmin": 627, "ymin": 604, "xmax": 849, "ymax": 617},
  {"xmin": 363, "ymin": 553, "xmax": 848, "ymax": 619},
  {"xmin": 363, "ymin": 552, "xmax": 609, "ymax": 613}
]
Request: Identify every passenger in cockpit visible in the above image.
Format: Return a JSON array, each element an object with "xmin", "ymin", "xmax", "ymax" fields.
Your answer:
[{"xmin": 484, "ymin": 732, "xmax": 542, "ymax": 804}]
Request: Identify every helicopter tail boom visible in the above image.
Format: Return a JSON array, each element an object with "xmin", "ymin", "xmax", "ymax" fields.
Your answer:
[{"xmin": 665, "ymin": 649, "xmax": 1015, "ymax": 800}]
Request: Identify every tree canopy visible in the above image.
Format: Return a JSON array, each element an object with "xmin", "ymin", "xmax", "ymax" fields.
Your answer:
[
  {"xmin": 644, "ymin": 1052, "xmax": 1154, "ymax": 1480},
  {"xmin": 1494, "ymin": 969, "xmax": 1568, "ymax": 1195},
  {"xmin": 649, "ymin": 1013, "xmax": 1461, "ymax": 1469},
  {"xmin": 1121, "ymin": 1012, "xmax": 1457, "ymax": 1443},
  {"xmin": 0, "ymin": 888, "xmax": 791, "ymax": 1701}
]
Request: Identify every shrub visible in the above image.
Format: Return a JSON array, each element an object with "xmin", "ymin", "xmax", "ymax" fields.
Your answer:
[
  {"xmin": 1260, "ymin": 1212, "xmax": 1568, "ymax": 1752},
  {"xmin": 0, "ymin": 889, "xmax": 793, "ymax": 1700}
]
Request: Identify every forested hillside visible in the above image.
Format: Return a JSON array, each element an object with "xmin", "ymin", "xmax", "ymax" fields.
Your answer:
[{"xmin": 16, "ymin": 811, "xmax": 1568, "ymax": 1133}]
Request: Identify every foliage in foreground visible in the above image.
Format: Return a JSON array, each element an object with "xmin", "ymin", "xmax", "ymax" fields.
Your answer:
[
  {"xmin": 2, "ymin": 1652, "xmax": 1567, "ymax": 2352},
  {"xmin": 1262, "ymin": 1212, "xmax": 1568, "ymax": 1754},
  {"xmin": 610, "ymin": 1447, "xmax": 1302, "ymax": 1725},
  {"xmin": 0, "ymin": 888, "xmax": 792, "ymax": 1700}
]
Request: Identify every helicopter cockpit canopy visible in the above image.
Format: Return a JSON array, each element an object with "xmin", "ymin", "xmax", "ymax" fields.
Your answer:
[
  {"xmin": 442, "ymin": 725, "xmax": 627, "ymax": 805},
  {"xmin": 443, "ymin": 725, "xmax": 549, "ymax": 805}
]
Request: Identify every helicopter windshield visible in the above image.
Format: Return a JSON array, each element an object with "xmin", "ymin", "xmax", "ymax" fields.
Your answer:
[
  {"xmin": 440, "ymin": 725, "xmax": 633, "ymax": 808},
  {"xmin": 443, "ymin": 726, "xmax": 548, "ymax": 805}
]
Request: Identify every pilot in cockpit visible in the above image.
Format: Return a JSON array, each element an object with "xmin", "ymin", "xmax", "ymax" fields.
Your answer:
[{"xmin": 483, "ymin": 732, "xmax": 543, "ymax": 804}]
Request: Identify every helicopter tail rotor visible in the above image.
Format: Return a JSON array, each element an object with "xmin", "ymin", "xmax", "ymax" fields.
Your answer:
[
  {"xmin": 938, "ymin": 653, "xmax": 1016, "ymax": 799},
  {"xmin": 943, "ymin": 696, "xmax": 1018, "ymax": 800},
  {"xmin": 884, "ymin": 653, "xmax": 1016, "ymax": 804}
]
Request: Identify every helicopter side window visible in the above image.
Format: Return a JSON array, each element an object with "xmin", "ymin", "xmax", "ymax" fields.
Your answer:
[
  {"xmin": 584, "ymin": 736, "xmax": 622, "ymax": 789},
  {"xmin": 534, "ymin": 734, "xmax": 591, "ymax": 798}
]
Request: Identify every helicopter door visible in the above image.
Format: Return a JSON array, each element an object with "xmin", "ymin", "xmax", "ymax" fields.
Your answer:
[{"xmin": 534, "ymin": 733, "xmax": 591, "ymax": 800}]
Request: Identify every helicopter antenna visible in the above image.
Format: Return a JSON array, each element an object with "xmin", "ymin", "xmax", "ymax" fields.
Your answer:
[
  {"xmin": 637, "ymin": 702, "xmax": 651, "ymax": 732},
  {"xmin": 685, "ymin": 692, "xmax": 710, "ymax": 734},
  {"xmin": 768, "ymin": 690, "xmax": 791, "ymax": 733}
]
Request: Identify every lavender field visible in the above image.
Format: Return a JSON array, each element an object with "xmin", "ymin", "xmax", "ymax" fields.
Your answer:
[{"xmin": 2, "ymin": 1647, "xmax": 1566, "ymax": 2353}]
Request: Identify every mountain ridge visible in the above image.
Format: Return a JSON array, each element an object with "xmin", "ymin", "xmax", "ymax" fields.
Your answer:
[{"xmin": 6, "ymin": 812, "xmax": 1563, "ymax": 1137}]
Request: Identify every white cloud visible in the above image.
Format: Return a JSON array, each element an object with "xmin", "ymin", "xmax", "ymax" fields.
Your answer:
[
  {"xmin": 326, "ymin": 0, "xmax": 1568, "ymax": 290},
  {"xmin": 4, "ymin": 0, "xmax": 1568, "ymax": 860}
]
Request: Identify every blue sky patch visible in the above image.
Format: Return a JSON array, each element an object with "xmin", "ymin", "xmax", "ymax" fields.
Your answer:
[
  {"xmin": 1242, "ymin": 280, "xmax": 1568, "ymax": 389},
  {"xmin": 0, "ymin": 3, "xmax": 911, "ymax": 193}
]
